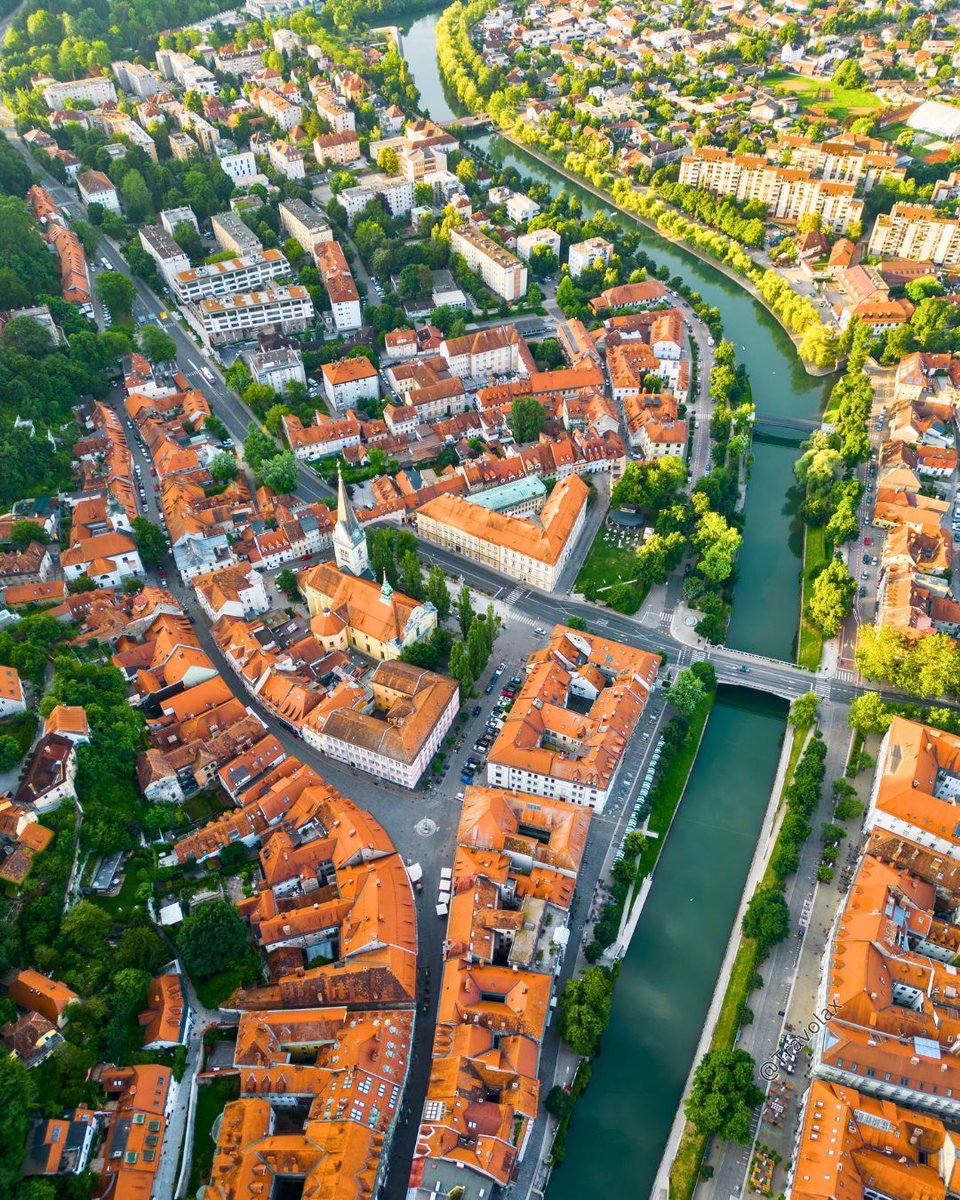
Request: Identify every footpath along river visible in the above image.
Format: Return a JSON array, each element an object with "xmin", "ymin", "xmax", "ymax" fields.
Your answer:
[{"xmin": 398, "ymin": 11, "xmax": 821, "ymax": 1196}]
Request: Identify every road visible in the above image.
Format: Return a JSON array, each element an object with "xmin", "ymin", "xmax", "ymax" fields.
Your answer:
[{"xmin": 4, "ymin": 119, "xmax": 911, "ymax": 1200}]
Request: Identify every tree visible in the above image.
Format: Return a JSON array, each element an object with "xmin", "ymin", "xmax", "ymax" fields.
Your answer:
[
  {"xmin": 742, "ymin": 886, "xmax": 790, "ymax": 953},
  {"xmin": 139, "ymin": 324, "xmax": 177, "ymax": 364},
  {"xmin": 177, "ymin": 900, "xmax": 250, "ymax": 979},
  {"xmin": 425, "ymin": 565, "xmax": 451, "ymax": 621},
  {"xmin": 173, "ymin": 219, "xmax": 204, "ymax": 262},
  {"xmin": 448, "ymin": 641, "xmax": 474, "ymax": 697},
  {"xmin": 0, "ymin": 1055, "xmax": 35, "ymax": 1189},
  {"xmin": 377, "ymin": 146, "xmax": 399, "ymax": 174},
  {"xmin": 667, "ymin": 668, "xmax": 705, "ymax": 718},
  {"xmin": 131, "ymin": 518, "xmax": 166, "ymax": 569},
  {"xmin": 556, "ymin": 966, "xmax": 614, "ymax": 1057},
  {"xmin": 455, "ymin": 585, "xmax": 474, "ymax": 639},
  {"xmin": 510, "ymin": 396, "xmax": 546, "ymax": 443},
  {"xmin": 0, "ymin": 736, "xmax": 19, "ymax": 771},
  {"xmin": 209, "ymin": 452, "xmax": 237, "ymax": 486},
  {"xmin": 400, "ymin": 550, "xmax": 424, "ymax": 600},
  {"xmin": 1, "ymin": 315, "xmax": 52, "ymax": 356},
  {"xmin": 276, "ymin": 568, "xmax": 300, "ymax": 602},
  {"xmin": 9, "ymin": 519, "xmax": 50, "ymax": 549},
  {"xmin": 95, "ymin": 271, "xmax": 135, "ymax": 320},
  {"xmin": 789, "ymin": 691, "xmax": 819, "ymax": 729},
  {"xmin": 848, "ymin": 692, "xmax": 891, "ymax": 734},
  {"xmin": 685, "ymin": 1048, "xmax": 763, "ymax": 1144},
  {"xmin": 259, "ymin": 451, "xmax": 298, "ymax": 495},
  {"xmin": 114, "ymin": 926, "xmax": 168, "ymax": 973},
  {"xmin": 808, "ymin": 557, "xmax": 855, "ymax": 638}
]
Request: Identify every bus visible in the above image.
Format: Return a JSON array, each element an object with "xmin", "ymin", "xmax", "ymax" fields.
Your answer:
[{"xmin": 199, "ymin": 366, "xmax": 215, "ymax": 386}]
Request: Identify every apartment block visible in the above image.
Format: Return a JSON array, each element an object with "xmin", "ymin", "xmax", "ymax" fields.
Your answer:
[
  {"xmin": 568, "ymin": 236, "xmax": 614, "ymax": 277},
  {"xmin": 154, "ymin": 48, "xmax": 217, "ymax": 94},
  {"xmin": 76, "ymin": 169, "xmax": 120, "ymax": 212},
  {"xmin": 251, "ymin": 86, "xmax": 302, "ymax": 131},
  {"xmin": 416, "ymin": 473, "xmax": 588, "ymax": 592},
  {"xmin": 339, "ymin": 175, "xmax": 414, "ymax": 222},
  {"xmin": 867, "ymin": 203, "xmax": 960, "ymax": 267},
  {"xmin": 788, "ymin": 1079, "xmax": 960, "ymax": 1200},
  {"xmin": 186, "ymin": 286, "xmax": 314, "ymax": 347},
  {"xmin": 41, "ymin": 75, "xmax": 117, "ymax": 110},
  {"xmin": 517, "ymin": 227, "xmax": 562, "ymax": 262},
  {"xmin": 278, "ymin": 199, "xmax": 333, "ymax": 252},
  {"xmin": 679, "ymin": 147, "xmax": 864, "ymax": 233},
  {"xmin": 313, "ymin": 89, "xmax": 355, "ymax": 133},
  {"xmin": 173, "ymin": 249, "xmax": 289, "ymax": 304},
  {"xmin": 111, "ymin": 60, "xmax": 163, "ymax": 100},
  {"xmin": 218, "ymin": 150, "xmax": 258, "ymax": 185},
  {"xmin": 267, "ymin": 139, "xmax": 305, "ymax": 181},
  {"xmin": 770, "ymin": 132, "xmax": 906, "ymax": 191},
  {"xmin": 312, "ymin": 130, "xmax": 361, "ymax": 165},
  {"xmin": 865, "ymin": 716, "xmax": 960, "ymax": 857},
  {"xmin": 245, "ymin": 347, "xmax": 306, "ymax": 390},
  {"xmin": 450, "ymin": 225, "xmax": 528, "ymax": 302},
  {"xmin": 484, "ymin": 624, "xmax": 659, "ymax": 811},
  {"xmin": 315, "ymin": 240, "xmax": 361, "ymax": 333},
  {"xmin": 211, "ymin": 212, "xmax": 263, "ymax": 256},
  {"xmin": 139, "ymin": 226, "xmax": 191, "ymax": 291},
  {"xmin": 321, "ymin": 356, "xmax": 378, "ymax": 411}
]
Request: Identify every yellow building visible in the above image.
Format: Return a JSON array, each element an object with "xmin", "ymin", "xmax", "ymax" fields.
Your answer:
[{"xmin": 298, "ymin": 561, "xmax": 437, "ymax": 660}]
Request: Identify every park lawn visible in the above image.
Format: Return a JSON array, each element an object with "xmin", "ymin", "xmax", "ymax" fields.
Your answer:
[
  {"xmin": 578, "ymin": 528, "xmax": 643, "ymax": 597},
  {"xmin": 189, "ymin": 1075, "xmax": 241, "ymax": 1193},
  {"xmin": 766, "ymin": 71, "xmax": 881, "ymax": 120},
  {"xmin": 797, "ymin": 525, "xmax": 829, "ymax": 670}
]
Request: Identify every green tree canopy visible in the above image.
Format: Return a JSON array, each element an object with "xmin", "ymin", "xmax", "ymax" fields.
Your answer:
[{"xmin": 177, "ymin": 900, "xmax": 250, "ymax": 979}]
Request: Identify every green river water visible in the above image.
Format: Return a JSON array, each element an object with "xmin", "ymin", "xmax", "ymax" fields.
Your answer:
[{"xmin": 398, "ymin": 13, "xmax": 817, "ymax": 1194}]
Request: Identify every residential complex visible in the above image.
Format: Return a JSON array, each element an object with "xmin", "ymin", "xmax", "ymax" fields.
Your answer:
[
  {"xmin": 679, "ymin": 147, "xmax": 863, "ymax": 233},
  {"xmin": 485, "ymin": 625, "xmax": 659, "ymax": 811},
  {"xmin": 867, "ymin": 204, "xmax": 960, "ymax": 267},
  {"xmin": 450, "ymin": 226, "xmax": 528, "ymax": 302},
  {"xmin": 185, "ymin": 286, "xmax": 314, "ymax": 347},
  {"xmin": 170, "ymin": 248, "xmax": 288, "ymax": 303}
]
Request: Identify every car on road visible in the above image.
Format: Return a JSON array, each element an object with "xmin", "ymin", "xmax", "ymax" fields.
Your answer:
[
  {"xmin": 738, "ymin": 665, "xmax": 751, "ymax": 673},
  {"xmin": 861, "ymin": 570, "xmax": 869, "ymax": 580},
  {"xmin": 472, "ymin": 705, "xmax": 482, "ymax": 717},
  {"xmin": 455, "ymin": 792, "xmax": 464, "ymax": 801},
  {"xmin": 859, "ymin": 586, "xmax": 867, "ymax": 597},
  {"xmin": 484, "ymin": 681, "xmax": 495, "ymax": 694},
  {"xmin": 534, "ymin": 626, "xmax": 546, "ymax": 636},
  {"xmin": 864, "ymin": 536, "xmax": 872, "ymax": 546}
]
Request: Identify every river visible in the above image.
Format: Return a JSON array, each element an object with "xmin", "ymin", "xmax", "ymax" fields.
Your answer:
[
  {"xmin": 399, "ymin": 7, "xmax": 830, "ymax": 661},
  {"xmin": 397, "ymin": 12, "xmax": 801, "ymax": 1198}
]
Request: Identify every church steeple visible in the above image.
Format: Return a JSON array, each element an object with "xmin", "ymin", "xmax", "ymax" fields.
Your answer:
[{"xmin": 332, "ymin": 465, "xmax": 369, "ymax": 576}]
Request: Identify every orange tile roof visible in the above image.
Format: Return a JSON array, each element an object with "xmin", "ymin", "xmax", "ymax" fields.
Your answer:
[{"xmin": 8, "ymin": 969, "xmax": 77, "ymax": 1025}]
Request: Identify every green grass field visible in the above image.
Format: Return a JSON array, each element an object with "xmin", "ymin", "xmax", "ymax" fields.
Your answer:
[
  {"xmin": 189, "ymin": 1076, "xmax": 240, "ymax": 1193},
  {"xmin": 797, "ymin": 525, "xmax": 829, "ymax": 670},
  {"xmin": 766, "ymin": 71, "xmax": 881, "ymax": 120},
  {"xmin": 574, "ymin": 525, "xmax": 649, "ymax": 612}
]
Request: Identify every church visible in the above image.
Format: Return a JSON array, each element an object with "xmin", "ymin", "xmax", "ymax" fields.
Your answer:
[{"xmin": 297, "ymin": 473, "xmax": 438, "ymax": 661}]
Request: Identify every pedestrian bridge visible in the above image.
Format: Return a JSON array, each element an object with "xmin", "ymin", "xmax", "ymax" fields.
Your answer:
[{"xmin": 753, "ymin": 415, "xmax": 820, "ymax": 437}]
